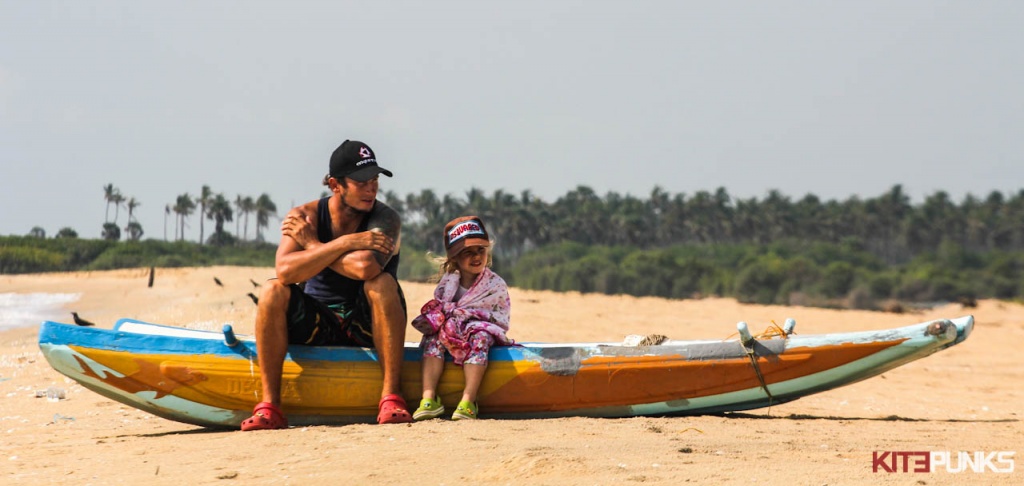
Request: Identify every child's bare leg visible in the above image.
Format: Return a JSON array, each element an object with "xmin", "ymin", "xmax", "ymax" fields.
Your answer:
[
  {"xmin": 421, "ymin": 355, "xmax": 444, "ymax": 400},
  {"xmin": 461, "ymin": 363, "xmax": 486, "ymax": 403}
]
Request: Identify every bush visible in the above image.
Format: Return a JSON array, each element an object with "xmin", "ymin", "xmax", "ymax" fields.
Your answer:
[
  {"xmin": 0, "ymin": 246, "xmax": 64, "ymax": 273},
  {"xmin": 819, "ymin": 261, "xmax": 856, "ymax": 297},
  {"xmin": 397, "ymin": 248, "xmax": 441, "ymax": 283},
  {"xmin": 671, "ymin": 258, "xmax": 716, "ymax": 298},
  {"xmin": 734, "ymin": 254, "xmax": 787, "ymax": 304},
  {"xmin": 0, "ymin": 236, "xmax": 275, "ymax": 274},
  {"xmin": 867, "ymin": 272, "xmax": 899, "ymax": 299}
]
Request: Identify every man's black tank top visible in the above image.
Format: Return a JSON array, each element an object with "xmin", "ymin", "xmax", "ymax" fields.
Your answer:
[{"xmin": 302, "ymin": 197, "xmax": 400, "ymax": 306}]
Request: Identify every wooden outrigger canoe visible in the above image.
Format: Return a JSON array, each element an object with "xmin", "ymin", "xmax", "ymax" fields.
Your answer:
[{"xmin": 37, "ymin": 315, "xmax": 973, "ymax": 428}]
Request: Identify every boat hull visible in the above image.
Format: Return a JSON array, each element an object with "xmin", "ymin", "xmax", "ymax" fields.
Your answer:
[{"xmin": 37, "ymin": 316, "xmax": 973, "ymax": 428}]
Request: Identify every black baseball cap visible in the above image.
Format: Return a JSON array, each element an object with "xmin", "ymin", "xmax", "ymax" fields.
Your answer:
[{"xmin": 329, "ymin": 140, "xmax": 394, "ymax": 182}]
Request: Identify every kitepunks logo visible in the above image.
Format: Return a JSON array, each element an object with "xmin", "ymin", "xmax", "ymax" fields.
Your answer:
[{"xmin": 872, "ymin": 451, "xmax": 1016, "ymax": 473}]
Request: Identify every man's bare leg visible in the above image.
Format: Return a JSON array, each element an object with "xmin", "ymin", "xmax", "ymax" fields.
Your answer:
[
  {"xmin": 364, "ymin": 272, "xmax": 407, "ymax": 398},
  {"xmin": 254, "ymin": 280, "xmax": 291, "ymax": 406}
]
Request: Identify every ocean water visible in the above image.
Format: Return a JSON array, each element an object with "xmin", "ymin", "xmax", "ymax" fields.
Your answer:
[{"xmin": 0, "ymin": 292, "xmax": 82, "ymax": 332}]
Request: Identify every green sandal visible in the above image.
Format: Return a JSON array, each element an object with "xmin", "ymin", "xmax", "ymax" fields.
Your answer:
[
  {"xmin": 451, "ymin": 400, "xmax": 478, "ymax": 421},
  {"xmin": 413, "ymin": 398, "xmax": 445, "ymax": 421}
]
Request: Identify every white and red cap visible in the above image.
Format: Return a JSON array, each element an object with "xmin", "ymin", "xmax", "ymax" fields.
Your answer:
[{"xmin": 444, "ymin": 216, "xmax": 490, "ymax": 258}]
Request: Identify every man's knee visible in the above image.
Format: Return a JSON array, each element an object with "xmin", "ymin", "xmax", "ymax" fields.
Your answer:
[
  {"xmin": 259, "ymin": 280, "xmax": 292, "ymax": 309},
  {"xmin": 363, "ymin": 272, "xmax": 398, "ymax": 301}
]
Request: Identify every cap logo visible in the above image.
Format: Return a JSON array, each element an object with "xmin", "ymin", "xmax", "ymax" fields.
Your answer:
[
  {"xmin": 359, "ymin": 147, "xmax": 371, "ymax": 158},
  {"xmin": 447, "ymin": 220, "xmax": 485, "ymax": 245}
]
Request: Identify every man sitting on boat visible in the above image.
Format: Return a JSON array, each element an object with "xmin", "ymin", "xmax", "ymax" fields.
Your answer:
[{"xmin": 241, "ymin": 139, "xmax": 411, "ymax": 430}]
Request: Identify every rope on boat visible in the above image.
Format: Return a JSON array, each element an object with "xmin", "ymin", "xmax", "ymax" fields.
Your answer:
[
  {"xmin": 745, "ymin": 348, "xmax": 774, "ymax": 406},
  {"xmin": 722, "ymin": 320, "xmax": 796, "ymax": 341},
  {"xmin": 736, "ymin": 321, "xmax": 776, "ymax": 413},
  {"xmin": 757, "ymin": 320, "xmax": 791, "ymax": 339},
  {"xmin": 721, "ymin": 319, "xmax": 799, "ymax": 415}
]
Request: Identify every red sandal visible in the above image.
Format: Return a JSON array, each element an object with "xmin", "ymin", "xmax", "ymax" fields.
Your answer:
[
  {"xmin": 241, "ymin": 402, "xmax": 288, "ymax": 431},
  {"xmin": 377, "ymin": 394, "xmax": 412, "ymax": 424}
]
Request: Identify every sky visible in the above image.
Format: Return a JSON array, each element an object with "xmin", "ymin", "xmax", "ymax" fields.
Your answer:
[{"xmin": 2, "ymin": 1, "xmax": 1022, "ymax": 243}]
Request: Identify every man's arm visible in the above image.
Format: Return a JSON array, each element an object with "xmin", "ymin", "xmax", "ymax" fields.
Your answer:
[
  {"xmin": 275, "ymin": 204, "xmax": 395, "ymax": 284},
  {"xmin": 325, "ymin": 204, "xmax": 401, "ymax": 280}
]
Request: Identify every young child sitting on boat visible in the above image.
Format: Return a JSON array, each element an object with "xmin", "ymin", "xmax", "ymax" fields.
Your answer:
[{"xmin": 411, "ymin": 216, "xmax": 514, "ymax": 420}]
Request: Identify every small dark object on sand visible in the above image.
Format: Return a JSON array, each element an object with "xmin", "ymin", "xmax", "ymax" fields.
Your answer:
[{"xmin": 958, "ymin": 296, "xmax": 978, "ymax": 308}]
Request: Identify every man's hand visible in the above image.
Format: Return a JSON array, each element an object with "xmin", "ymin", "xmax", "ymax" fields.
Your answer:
[
  {"xmin": 349, "ymin": 229, "xmax": 395, "ymax": 256},
  {"xmin": 281, "ymin": 212, "xmax": 318, "ymax": 249}
]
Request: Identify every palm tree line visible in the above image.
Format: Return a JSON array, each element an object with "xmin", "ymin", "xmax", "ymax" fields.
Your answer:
[
  {"xmin": 103, "ymin": 183, "xmax": 278, "ymax": 245},
  {"xmin": 101, "ymin": 183, "xmax": 142, "ymax": 241},
  {"xmin": 92, "ymin": 182, "xmax": 1024, "ymax": 265},
  {"xmin": 391, "ymin": 184, "xmax": 1024, "ymax": 267}
]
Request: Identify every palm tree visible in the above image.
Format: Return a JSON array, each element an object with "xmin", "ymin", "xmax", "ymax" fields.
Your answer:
[
  {"xmin": 124, "ymin": 197, "xmax": 141, "ymax": 238},
  {"xmin": 238, "ymin": 196, "xmax": 256, "ymax": 240},
  {"xmin": 125, "ymin": 197, "xmax": 140, "ymax": 222},
  {"xmin": 981, "ymin": 191, "xmax": 1012, "ymax": 250},
  {"xmin": 254, "ymin": 193, "xmax": 277, "ymax": 242},
  {"xmin": 1006, "ymin": 190, "xmax": 1024, "ymax": 249},
  {"xmin": 206, "ymin": 193, "xmax": 234, "ymax": 245},
  {"xmin": 906, "ymin": 191, "xmax": 959, "ymax": 254},
  {"xmin": 102, "ymin": 184, "xmax": 122, "ymax": 238},
  {"xmin": 173, "ymin": 193, "xmax": 195, "ymax": 242},
  {"xmin": 648, "ymin": 186, "xmax": 671, "ymax": 246},
  {"xmin": 440, "ymin": 193, "xmax": 464, "ymax": 228},
  {"xmin": 865, "ymin": 185, "xmax": 912, "ymax": 263},
  {"xmin": 403, "ymin": 189, "xmax": 436, "ymax": 228},
  {"xmin": 608, "ymin": 192, "xmax": 649, "ymax": 247},
  {"xmin": 518, "ymin": 189, "xmax": 549, "ymax": 250},
  {"xmin": 101, "ymin": 223, "xmax": 121, "ymax": 241},
  {"xmin": 125, "ymin": 221, "xmax": 144, "ymax": 241},
  {"xmin": 552, "ymin": 186, "xmax": 604, "ymax": 245},
  {"xmin": 464, "ymin": 187, "xmax": 489, "ymax": 216},
  {"xmin": 684, "ymin": 188, "xmax": 733, "ymax": 244},
  {"xmin": 234, "ymin": 195, "xmax": 244, "ymax": 239},
  {"xmin": 103, "ymin": 183, "xmax": 116, "ymax": 223},
  {"xmin": 110, "ymin": 191, "xmax": 125, "ymax": 224},
  {"xmin": 793, "ymin": 194, "xmax": 834, "ymax": 242},
  {"xmin": 488, "ymin": 189, "xmax": 527, "ymax": 261},
  {"xmin": 164, "ymin": 204, "xmax": 171, "ymax": 241},
  {"xmin": 197, "ymin": 185, "xmax": 212, "ymax": 245},
  {"xmin": 381, "ymin": 189, "xmax": 405, "ymax": 214},
  {"xmin": 760, "ymin": 189, "xmax": 795, "ymax": 244}
]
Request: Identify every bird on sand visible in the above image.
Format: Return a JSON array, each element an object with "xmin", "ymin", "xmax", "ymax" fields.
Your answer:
[
  {"xmin": 71, "ymin": 312, "xmax": 95, "ymax": 327},
  {"xmin": 250, "ymin": 279, "xmax": 261, "ymax": 288},
  {"xmin": 247, "ymin": 293, "xmax": 259, "ymax": 305},
  {"xmin": 214, "ymin": 277, "xmax": 224, "ymax": 287}
]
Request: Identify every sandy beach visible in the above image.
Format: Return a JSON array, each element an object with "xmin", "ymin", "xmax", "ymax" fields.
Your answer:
[{"xmin": 0, "ymin": 266, "xmax": 1020, "ymax": 485}]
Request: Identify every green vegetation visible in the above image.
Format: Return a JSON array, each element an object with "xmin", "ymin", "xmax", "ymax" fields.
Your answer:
[
  {"xmin": 392, "ymin": 184, "xmax": 1024, "ymax": 308},
  {"xmin": 0, "ymin": 237, "xmax": 276, "ymax": 273},
  {"xmin": 96, "ymin": 183, "xmax": 279, "ymax": 246},
  {"xmin": 505, "ymin": 240, "xmax": 1023, "ymax": 309},
  {"xmin": 7, "ymin": 183, "xmax": 1024, "ymax": 310}
]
